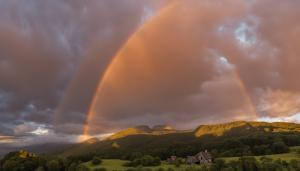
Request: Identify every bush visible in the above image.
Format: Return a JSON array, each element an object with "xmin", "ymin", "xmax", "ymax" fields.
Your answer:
[
  {"xmin": 211, "ymin": 159, "xmax": 226, "ymax": 171},
  {"xmin": 166, "ymin": 168, "xmax": 175, "ymax": 171},
  {"xmin": 124, "ymin": 155, "xmax": 161, "ymax": 167},
  {"xmin": 239, "ymin": 156, "xmax": 259, "ymax": 171},
  {"xmin": 91, "ymin": 157, "xmax": 102, "ymax": 165},
  {"xmin": 155, "ymin": 168, "xmax": 165, "ymax": 171},
  {"xmin": 76, "ymin": 164, "xmax": 90, "ymax": 171},
  {"xmin": 174, "ymin": 158, "xmax": 184, "ymax": 168},
  {"xmin": 290, "ymin": 160, "xmax": 300, "ymax": 170}
]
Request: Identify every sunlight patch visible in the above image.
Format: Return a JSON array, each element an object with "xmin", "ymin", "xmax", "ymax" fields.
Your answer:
[
  {"xmin": 258, "ymin": 113, "xmax": 300, "ymax": 123},
  {"xmin": 30, "ymin": 127, "xmax": 49, "ymax": 135},
  {"xmin": 235, "ymin": 21, "xmax": 256, "ymax": 47}
]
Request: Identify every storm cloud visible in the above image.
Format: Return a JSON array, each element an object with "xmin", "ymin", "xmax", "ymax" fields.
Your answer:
[
  {"xmin": 0, "ymin": 0, "xmax": 300, "ymax": 143},
  {"xmin": 87, "ymin": 0, "xmax": 300, "ymax": 133}
]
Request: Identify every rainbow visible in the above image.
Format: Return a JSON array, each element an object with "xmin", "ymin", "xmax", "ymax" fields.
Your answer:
[
  {"xmin": 82, "ymin": 0, "xmax": 259, "ymax": 136},
  {"xmin": 82, "ymin": 1, "xmax": 179, "ymax": 136},
  {"xmin": 232, "ymin": 68, "xmax": 258, "ymax": 120},
  {"xmin": 52, "ymin": 1, "xmax": 178, "ymax": 136},
  {"xmin": 52, "ymin": 0, "xmax": 258, "ymax": 138}
]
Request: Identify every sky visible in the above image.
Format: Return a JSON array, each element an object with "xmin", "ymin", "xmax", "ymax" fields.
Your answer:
[{"xmin": 0, "ymin": 0, "xmax": 300, "ymax": 146}]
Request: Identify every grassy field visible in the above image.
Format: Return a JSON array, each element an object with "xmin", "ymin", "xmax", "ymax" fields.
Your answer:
[
  {"xmin": 85, "ymin": 159, "xmax": 204, "ymax": 171},
  {"xmin": 85, "ymin": 147, "xmax": 300, "ymax": 170},
  {"xmin": 221, "ymin": 146, "xmax": 300, "ymax": 163}
]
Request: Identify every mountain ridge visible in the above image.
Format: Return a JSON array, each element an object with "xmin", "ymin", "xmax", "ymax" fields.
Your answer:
[
  {"xmin": 60, "ymin": 121, "xmax": 300, "ymax": 157},
  {"xmin": 107, "ymin": 124, "xmax": 179, "ymax": 140},
  {"xmin": 106, "ymin": 121, "xmax": 300, "ymax": 141}
]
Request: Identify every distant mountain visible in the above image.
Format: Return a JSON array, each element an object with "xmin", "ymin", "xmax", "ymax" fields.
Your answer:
[
  {"xmin": 0, "ymin": 142, "xmax": 74, "ymax": 158},
  {"xmin": 152, "ymin": 125, "xmax": 175, "ymax": 131},
  {"xmin": 107, "ymin": 125, "xmax": 178, "ymax": 140},
  {"xmin": 194, "ymin": 121, "xmax": 300, "ymax": 137},
  {"xmin": 60, "ymin": 121, "xmax": 300, "ymax": 158},
  {"xmin": 4, "ymin": 121, "xmax": 296, "ymax": 158},
  {"xmin": 23, "ymin": 143, "xmax": 74, "ymax": 155},
  {"xmin": 107, "ymin": 121, "xmax": 300, "ymax": 140},
  {"xmin": 83, "ymin": 137, "xmax": 100, "ymax": 144}
]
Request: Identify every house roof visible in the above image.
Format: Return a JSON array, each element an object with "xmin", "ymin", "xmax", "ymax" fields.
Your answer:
[{"xmin": 196, "ymin": 151, "xmax": 212, "ymax": 160}]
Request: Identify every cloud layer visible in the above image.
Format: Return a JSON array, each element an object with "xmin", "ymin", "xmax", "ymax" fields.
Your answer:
[
  {"xmin": 87, "ymin": 0, "xmax": 300, "ymax": 133},
  {"xmin": 0, "ymin": 0, "xmax": 300, "ymax": 143},
  {"xmin": 0, "ymin": 0, "xmax": 165, "ymax": 142}
]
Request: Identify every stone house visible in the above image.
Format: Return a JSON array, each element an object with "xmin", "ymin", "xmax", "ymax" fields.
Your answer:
[{"xmin": 186, "ymin": 150, "xmax": 213, "ymax": 165}]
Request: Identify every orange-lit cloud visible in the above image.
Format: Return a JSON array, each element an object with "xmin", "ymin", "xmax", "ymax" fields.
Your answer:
[
  {"xmin": 85, "ymin": 0, "xmax": 300, "ymax": 134},
  {"xmin": 257, "ymin": 89, "xmax": 300, "ymax": 117},
  {"xmin": 1, "ymin": 0, "xmax": 300, "ymax": 141}
]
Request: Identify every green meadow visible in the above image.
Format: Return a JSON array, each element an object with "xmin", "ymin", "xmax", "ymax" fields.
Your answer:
[
  {"xmin": 220, "ymin": 146, "xmax": 300, "ymax": 163},
  {"xmin": 85, "ymin": 159, "xmax": 204, "ymax": 171},
  {"xmin": 85, "ymin": 147, "xmax": 300, "ymax": 171}
]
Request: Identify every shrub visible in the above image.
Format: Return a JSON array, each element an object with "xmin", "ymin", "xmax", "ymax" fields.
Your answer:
[
  {"xmin": 290, "ymin": 160, "xmax": 300, "ymax": 170},
  {"xmin": 166, "ymin": 168, "xmax": 175, "ymax": 171},
  {"xmin": 155, "ymin": 168, "xmax": 165, "ymax": 171},
  {"xmin": 76, "ymin": 164, "xmax": 90, "ymax": 171},
  {"xmin": 124, "ymin": 155, "xmax": 161, "ymax": 167},
  {"xmin": 91, "ymin": 157, "xmax": 102, "ymax": 165},
  {"xmin": 173, "ymin": 158, "xmax": 184, "ymax": 168}
]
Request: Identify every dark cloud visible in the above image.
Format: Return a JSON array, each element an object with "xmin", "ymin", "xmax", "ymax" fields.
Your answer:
[
  {"xmin": 1, "ymin": 0, "xmax": 300, "ymax": 142},
  {"xmin": 87, "ymin": 0, "xmax": 300, "ymax": 133},
  {"xmin": 0, "ymin": 0, "xmax": 166, "ymax": 139}
]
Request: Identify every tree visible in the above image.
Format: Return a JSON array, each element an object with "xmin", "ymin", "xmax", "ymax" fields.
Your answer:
[
  {"xmin": 271, "ymin": 141, "xmax": 289, "ymax": 154},
  {"xmin": 47, "ymin": 160, "xmax": 60, "ymax": 171},
  {"xmin": 2, "ymin": 160, "xmax": 22, "ymax": 171}
]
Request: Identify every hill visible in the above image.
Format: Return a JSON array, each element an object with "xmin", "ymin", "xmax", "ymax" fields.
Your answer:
[
  {"xmin": 0, "ymin": 142, "xmax": 74, "ymax": 158},
  {"xmin": 107, "ymin": 125, "xmax": 178, "ymax": 140},
  {"xmin": 60, "ymin": 121, "xmax": 300, "ymax": 159},
  {"xmin": 194, "ymin": 121, "xmax": 300, "ymax": 137}
]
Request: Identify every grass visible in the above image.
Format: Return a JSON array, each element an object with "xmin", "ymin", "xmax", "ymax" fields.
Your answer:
[
  {"xmin": 85, "ymin": 160, "xmax": 203, "ymax": 171},
  {"xmin": 220, "ymin": 146, "xmax": 300, "ymax": 163},
  {"xmin": 85, "ymin": 147, "xmax": 300, "ymax": 170},
  {"xmin": 85, "ymin": 159, "xmax": 127, "ymax": 170}
]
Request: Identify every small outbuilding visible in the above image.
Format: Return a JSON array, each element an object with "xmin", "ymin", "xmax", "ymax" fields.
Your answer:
[{"xmin": 167, "ymin": 156, "xmax": 177, "ymax": 164}]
